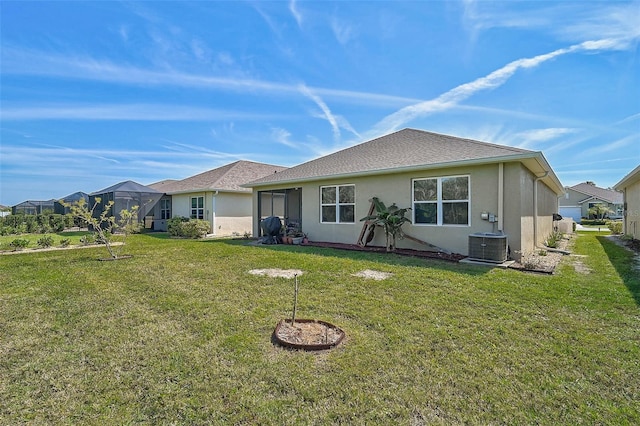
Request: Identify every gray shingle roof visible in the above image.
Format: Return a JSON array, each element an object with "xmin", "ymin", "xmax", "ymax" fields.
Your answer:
[
  {"xmin": 159, "ymin": 160, "xmax": 287, "ymax": 194},
  {"xmin": 246, "ymin": 128, "xmax": 539, "ymax": 187},
  {"xmin": 571, "ymin": 182, "xmax": 623, "ymax": 204},
  {"xmin": 90, "ymin": 180, "xmax": 161, "ymax": 196}
]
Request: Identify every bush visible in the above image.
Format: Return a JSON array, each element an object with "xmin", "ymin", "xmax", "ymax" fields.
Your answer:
[
  {"xmin": 80, "ymin": 234, "xmax": 96, "ymax": 245},
  {"xmin": 60, "ymin": 238, "xmax": 71, "ymax": 247},
  {"xmin": 9, "ymin": 239, "xmax": 30, "ymax": 251},
  {"xmin": 37, "ymin": 235, "xmax": 54, "ymax": 248},
  {"xmin": 167, "ymin": 217, "xmax": 210, "ymax": 238},
  {"xmin": 545, "ymin": 231, "xmax": 563, "ymax": 248},
  {"xmin": 607, "ymin": 221, "xmax": 623, "ymax": 235},
  {"xmin": 581, "ymin": 219, "xmax": 607, "ymax": 226}
]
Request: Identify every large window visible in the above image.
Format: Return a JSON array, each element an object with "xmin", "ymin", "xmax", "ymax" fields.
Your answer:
[
  {"xmin": 191, "ymin": 196, "xmax": 204, "ymax": 219},
  {"xmin": 160, "ymin": 199, "xmax": 171, "ymax": 220},
  {"xmin": 321, "ymin": 185, "xmax": 355, "ymax": 223},
  {"xmin": 413, "ymin": 176, "xmax": 469, "ymax": 226}
]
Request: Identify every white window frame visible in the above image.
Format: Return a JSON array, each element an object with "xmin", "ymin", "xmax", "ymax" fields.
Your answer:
[
  {"xmin": 191, "ymin": 196, "xmax": 204, "ymax": 220},
  {"xmin": 320, "ymin": 184, "xmax": 356, "ymax": 224},
  {"xmin": 412, "ymin": 175, "xmax": 470, "ymax": 226}
]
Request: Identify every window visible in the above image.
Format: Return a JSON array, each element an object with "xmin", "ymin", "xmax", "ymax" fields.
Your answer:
[
  {"xmin": 191, "ymin": 196, "xmax": 204, "ymax": 219},
  {"xmin": 321, "ymin": 185, "xmax": 355, "ymax": 223},
  {"xmin": 413, "ymin": 176, "xmax": 469, "ymax": 226},
  {"xmin": 160, "ymin": 199, "xmax": 171, "ymax": 220}
]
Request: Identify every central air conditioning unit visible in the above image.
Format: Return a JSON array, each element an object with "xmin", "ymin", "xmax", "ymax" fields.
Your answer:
[{"xmin": 468, "ymin": 233, "xmax": 508, "ymax": 263}]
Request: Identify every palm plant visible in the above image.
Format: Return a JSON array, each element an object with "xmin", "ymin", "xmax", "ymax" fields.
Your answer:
[{"xmin": 360, "ymin": 197, "xmax": 411, "ymax": 252}]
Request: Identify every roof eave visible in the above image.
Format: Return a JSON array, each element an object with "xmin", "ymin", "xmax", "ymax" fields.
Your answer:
[
  {"xmin": 613, "ymin": 165, "xmax": 640, "ymax": 190},
  {"xmin": 165, "ymin": 187, "xmax": 251, "ymax": 195},
  {"xmin": 246, "ymin": 152, "xmax": 565, "ymax": 195}
]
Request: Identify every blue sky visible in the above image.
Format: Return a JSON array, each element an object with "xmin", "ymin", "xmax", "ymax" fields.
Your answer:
[{"xmin": 1, "ymin": 0, "xmax": 639, "ymax": 206}]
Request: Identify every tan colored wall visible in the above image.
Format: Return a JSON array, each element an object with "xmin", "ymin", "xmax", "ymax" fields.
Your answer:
[
  {"xmin": 172, "ymin": 191, "xmax": 253, "ymax": 236},
  {"xmin": 622, "ymin": 179, "xmax": 640, "ymax": 239},
  {"xmin": 505, "ymin": 164, "xmax": 558, "ymax": 259},
  {"xmin": 255, "ymin": 163, "xmax": 522, "ymax": 256},
  {"xmin": 213, "ymin": 192, "xmax": 253, "ymax": 236}
]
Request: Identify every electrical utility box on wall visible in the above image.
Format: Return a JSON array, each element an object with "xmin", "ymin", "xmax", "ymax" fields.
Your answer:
[{"xmin": 468, "ymin": 233, "xmax": 508, "ymax": 263}]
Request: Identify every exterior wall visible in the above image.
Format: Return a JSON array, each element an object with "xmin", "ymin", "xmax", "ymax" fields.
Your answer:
[
  {"xmin": 621, "ymin": 178, "xmax": 640, "ymax": 239},
  {"xmin": 214, "ymin": 192, "xmax": 253, "ymax": 237},
  {"xmin": 252, "ymin": 161, "xmax": 561, "ymax": 261},
  {"xmin": 559, "ymin": 188, "xmax": 587, "ymax": 221},
  {"xmin": 510, "ymin": 164, "xmax": 558, "ymax": 259},
  {"xmin": 171, "ymin": 191, "xmax": 253, "ymax": 236}
]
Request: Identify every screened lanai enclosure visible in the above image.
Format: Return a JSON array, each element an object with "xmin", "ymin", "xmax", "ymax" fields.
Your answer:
[
  {"xmin": 257, "ymin": 188, "xmax": 302, "ymax": 236},
  {"xmin": 89, "ymin": 181, "xmax": 163, "ymax": 224}
]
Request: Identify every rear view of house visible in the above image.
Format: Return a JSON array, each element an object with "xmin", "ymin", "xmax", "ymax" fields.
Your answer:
[
  {"xmin": 559, "ymin": 182, "xmax": 623, "ymax": 223},
  {"xmin": 245, "ymin": 128, "xmax": 565, "ymax": 261},
  {"xmin": 149, "ymin": 160, "xmax": 286, "ymax": 235}
]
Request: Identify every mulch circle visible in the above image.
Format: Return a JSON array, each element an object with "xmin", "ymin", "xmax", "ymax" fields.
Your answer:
[
  {"xmin": 303, "ymin": 241, "xmax": 465, "ymax": 262},
  {"xmin": 273, "ymin": 319, "xmax": 345, "ymax": 351}
]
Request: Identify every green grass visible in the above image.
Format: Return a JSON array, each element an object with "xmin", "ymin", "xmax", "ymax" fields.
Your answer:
[
  {"xmin": 1, "ymin": 233, "xmax": 638, "ymax": 424},
  {"xmin": 0, "ymin": 230, "xmax": 92, "ymax": 251}
]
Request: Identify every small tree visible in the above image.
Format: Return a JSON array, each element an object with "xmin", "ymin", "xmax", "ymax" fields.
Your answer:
[
  {"xmin": 588, "ymin": 203, "xmax": 612, "ymax": 220},
  {"xmin": 360, "ymin": 197, "xmax": 411, "ymax": 252},
  {"xmin": 62, "ymin": 197, "xmax": 140, "ymax": 259}
]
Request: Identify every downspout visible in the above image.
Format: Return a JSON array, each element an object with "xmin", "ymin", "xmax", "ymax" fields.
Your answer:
[
  {"xmin": 211, "ymin": 191, "xmax": 219, "ymax": 235},
  {"xmin": 533, "ymin": 172, "xmax": 548, "ymax": 248},
  {"xmin": 498, "ymin": 163, "xmax": 504, "ymax": 232}
]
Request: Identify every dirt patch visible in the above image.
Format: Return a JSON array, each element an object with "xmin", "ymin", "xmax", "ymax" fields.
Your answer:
[
  {"xmin": 571, "ymin": 259, "xmax": 592, "ymax": 274},
  {"xmin": 273, "ymin": 319, "xmax": 345, "ymax": 350},
  {"xmin": 352, "ymin": 269, "xmax": 393, "ymax": 280},
  {"xmin": 510, "ymin": 235, "xmax": 573, "ymax": 274},
  {"xmin": 303, "ymin": 241, "xmax": 465, "ymax": 262},
  {"xmin": 248, "ymin": 269, "xmax": 303, "ymax": 278}
]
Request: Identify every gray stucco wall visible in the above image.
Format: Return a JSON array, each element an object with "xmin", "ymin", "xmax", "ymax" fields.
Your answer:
[{"xmin": 252, "ymin": 162, "xmax": 561, "ymax": 259}]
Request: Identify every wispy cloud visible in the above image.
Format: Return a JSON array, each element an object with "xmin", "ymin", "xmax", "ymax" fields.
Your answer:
[
  {"xmin": 513, "ymin": 128, "xmax": 578, "ymax": 149},
  {"xmin": 462, "ymin": 1, "xmax": 640, "ymax": 46},
  {"xmin": 330, "ymin": 16, "xmax": 354, "ymax": 45},
  {"xmin": 1, "ymin": 46, "xmax": 420, "ymax": 108},
  {"xmin": 299, "ymin": 85, "xmax": 341, "ymax": 143},
  {"xmin": 0, "ymin": 103, "xmax": 288, "ymax": 121},
  {"xmin": 289, "ymin": 0, "xmax": 303, "ymax": 28},
  {"xmin": 372, "ymin": 38, "xmax": 635, "ymax": 135},
  {"xmin": 580, "ymin": 133, "xmax": 640, "ymax": 156}
]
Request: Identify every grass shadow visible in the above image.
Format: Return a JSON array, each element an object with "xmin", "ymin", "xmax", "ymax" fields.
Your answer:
[
  {"xmin": 209, "ymin": 238, "xmax": 492, "ymax": 277},
  {"xmin": 597, "ymin": 235, "xmax": 640, "ymax": 306}
]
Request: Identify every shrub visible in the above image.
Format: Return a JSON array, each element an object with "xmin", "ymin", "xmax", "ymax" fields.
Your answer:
[
  {"xmin": 80, "ymin": 234, "xmax": 96, "ymax": 246},
  {"xmin": 9, "ymin": 239, "xmax": 29, "ymax": 251},
  {"xmin": 580, "ymin": 219, "xmax": 607, "ymax": 226},
  {"xmin": 60, "ymin": 238, "xmax": 71, "ymax": 247},
  {"xmin": 167, "ymin": 217, "xmax": 210, "ymax": 238},
  {"xmin": 37, "ymin": 235, "xmax": 54, "ymax": 248},
  {"xmin": 545, "ymin": 231, "xmax": 563, "ymax": 248},
  {"xmin": 607, "ymin": 221, "xmax": 623, "ymax": 235}
]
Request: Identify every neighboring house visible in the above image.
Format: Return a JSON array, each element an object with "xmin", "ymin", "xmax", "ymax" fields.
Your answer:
[
  {"xmin": 0, "ymin": 204, "xmax": 10, "ymax": 217},
  {"xmin": 54, "ymin": 191, "xmax": 89, "ymax": 214},
  {"xmin": 244, "ymin": 128, "xmax": 565, "ymax": 261},
  {"xmin": 12, "ymin": 199, "xmax": 56, "ymax": 215},
  {"xmin": 149, "ymin": 160, "xmax": 286, "ymax": 235},
  {"xmin": 89, "ymin": 181, "xmax": 163, "ymax": 223},
  {"xmin": 558, "ymin": 181, "xmax": 623, "ymax": 222},
  {"xmin": 613, "ymin": 165, "xmax": 640, "ymax": 240}
]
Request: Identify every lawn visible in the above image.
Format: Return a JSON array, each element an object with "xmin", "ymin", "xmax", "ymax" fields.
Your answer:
[
  {"xmin": 1, "ymin": 232, "xmax": 638, "ymax": 424},
  {"xmin": 0, "ymin": 230, "xmax": 92, "ymax": 252}
]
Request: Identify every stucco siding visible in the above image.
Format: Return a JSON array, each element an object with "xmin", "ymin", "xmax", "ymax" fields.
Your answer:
[
  {"xmin": 256, "ymin": 164, "xmax": 527, "ymax": 256},
  {"xmin": 213, "ymin": 192, "xmax": 253, "ymax": 236},
  {"xmin": 622, "ymin": 179, "xmax": 640, "ymax": 239}
]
